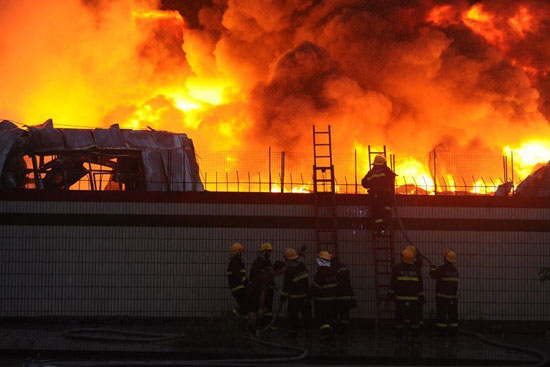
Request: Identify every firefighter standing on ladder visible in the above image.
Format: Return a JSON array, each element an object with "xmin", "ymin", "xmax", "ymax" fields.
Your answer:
[
  {"xmin": 250, "ymin": 242, "xmax": 275, "ymax": 330},
  {"xmin": 389, "ymin": 248, "xmax": 423, "ymax": 342},
  {"xmin": 430, "ymin": 248, "xmax": 459, "ymax": 336},
  {"xmin": 227, "ymin": 242, "xmax": 249, "ymax": 318},
  {"xmin": 361, "ymin": 155, "xmax": 397, "ymax": 235}
]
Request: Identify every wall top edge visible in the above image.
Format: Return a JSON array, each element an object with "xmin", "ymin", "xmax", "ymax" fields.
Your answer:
[{"xmin": 1, "ymin": 190, "xmax": 550, "ymax": 208}]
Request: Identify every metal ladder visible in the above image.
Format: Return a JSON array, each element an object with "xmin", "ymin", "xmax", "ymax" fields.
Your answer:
[
  {"xmin": 367, "ymin": 145, "xmax": 396, "ymax": 323},
  {"xmin": 312, "ymin": 125, "xmax": 339, "ymax": 257}
]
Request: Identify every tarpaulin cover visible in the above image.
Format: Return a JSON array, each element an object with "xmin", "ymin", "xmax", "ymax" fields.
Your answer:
[
  {"xmin": 0, "ymin": 120, "xmax": 24, "ymax": 177},
  {"xmin": 93, "ymin": 124, "xmax": 129, "ymax": 149},
  {"xmin": 27, "ymin": 119, "xmax": 65, "ymax": 152},
  {"xmin": 0, "ymin": 119, "xmax": 204, "ymax": 191},
  {"xmin": 61, "ymin": 129, "xmax": 95, "ymax": 150}
]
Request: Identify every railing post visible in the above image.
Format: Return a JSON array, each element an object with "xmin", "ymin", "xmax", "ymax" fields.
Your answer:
[
  {"xmin": 433, "ymin": 149, "xmax": 437, "ymax": 195},
  {"xmin": 281, "ymin": 151, "xmax": 285, "ymax": 193},
  {"xmin": 269, "ymin": 146, "xmax": 272, "ymax": 193},
  {"xmin": 354, "ymin": 148, "xmax": 358, "ymax": 194}
]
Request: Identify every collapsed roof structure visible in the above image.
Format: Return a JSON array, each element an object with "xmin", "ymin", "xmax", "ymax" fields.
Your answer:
[
  {"xmin": 0, "ymin": 119, "xmax": 203, "ymax": 191},
  {"xmin": 515, "ymin": 162, "xmax": 550, "ymax": 197}
]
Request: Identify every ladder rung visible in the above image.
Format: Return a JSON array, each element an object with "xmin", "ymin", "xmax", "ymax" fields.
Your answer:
[
  {"xmin": 314, "ymin": 131, "xmax": 329, "ymax": 134},
  {"xmin": 315, "ymin": 156, "xmax": 332, "ymax": 159},
  {"xmin": 314, "ymin": 143, "xmax": 330, "ymax": 146}
]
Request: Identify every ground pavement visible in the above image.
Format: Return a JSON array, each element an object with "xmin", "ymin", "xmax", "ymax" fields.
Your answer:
[{"xmin": 0, "ymin": 319, "xmax": 547, "ymax": 366}]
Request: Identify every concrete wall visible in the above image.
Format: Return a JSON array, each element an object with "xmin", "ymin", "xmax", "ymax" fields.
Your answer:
[{"xmin": 0, "ymin": 191, "xmax": 548, "ymax": 321}]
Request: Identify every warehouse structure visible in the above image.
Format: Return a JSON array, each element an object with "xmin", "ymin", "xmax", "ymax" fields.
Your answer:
[{"xmin": 0, "ymin": 119, "xmax": 203, "ymax": 191}]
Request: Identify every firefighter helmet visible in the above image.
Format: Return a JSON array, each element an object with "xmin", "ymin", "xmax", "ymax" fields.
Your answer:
[
  {"xmin": 284, "ymin": 248, "xmax": 299, "ymax": 260},
  {"xmin": 231, "ymin": 242, "xmax": 244, "ymax": 255},
  {"xmin": 373, "ymin": 155, "xmax": 386, "ymax": 166},
  {"xmin": 401, "ymin": 248, "xmax": 414, "ymax": 264},
  {"xmin": 260, "ymin": 242, "xmax": 273, "ymax": 251},
  {"xmin": 318, "ymin": 251, "xmax": 331, "ymax": 261},
  {"xmin": 406, "ymin": 245, "xmax": 417, "ymax": 257},
  {"xmin": 444, "ymin": 249, "xmax": 457, "ymax": 263}
]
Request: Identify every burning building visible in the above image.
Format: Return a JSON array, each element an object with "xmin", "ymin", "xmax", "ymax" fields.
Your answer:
[
  {"xmin": 0, "ymin": 1, "xmax": 549, "ymax": 325},
  {"xmin": 0, "ymin": 119, "xmax": 203, "ymax": 191}
]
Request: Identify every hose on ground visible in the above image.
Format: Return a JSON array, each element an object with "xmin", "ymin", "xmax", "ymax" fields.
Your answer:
[
  {"xmin": 62, "ymin": 328, "xmax": 184, "ymax": 343},
  {"xmin": 393, "ymin": 205, "xmax": 547, "ymax": 366},
  {"xmin": 32, "ymin": 294, "xmax": 308, "ymax": 366},
  {"xmin": 460, "ymin": 328, "xmax": 548, "ymax": 367}
]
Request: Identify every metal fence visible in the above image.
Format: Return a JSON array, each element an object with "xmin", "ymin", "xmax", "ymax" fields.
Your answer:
[
  {"xmin": 195, "ymin": 149, "xmax": 520, "ymax": 195},
  {"xmin": 15, "ymin": 149, "xmax": 525, "ymax": 195}
]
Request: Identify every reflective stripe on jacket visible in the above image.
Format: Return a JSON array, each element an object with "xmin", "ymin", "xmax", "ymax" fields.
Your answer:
[
  {"xmin": 227, "ymin": 255, "xmax": 248, "ymax": 293},
  {"xmin": 389, "ymin": 262, "xmax": 422, "ymax": 301},
  {"xmin": 430, "ymin": 262, "xmax": 459, "ymax": 299}
]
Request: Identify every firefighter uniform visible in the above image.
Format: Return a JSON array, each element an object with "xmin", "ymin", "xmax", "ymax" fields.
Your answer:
[
  {"xmin": 250, "ymin": 243, "xmax": 274, "ymax": 328},
  {"xmin": 389, "ymin": 248, "xmax": 423, "ymax": 341},
  {"xmin": 406, "ymin": 245, "xmax": 425, "ymax": 328},
  {"xmin": 430, "ymin": 249, "xmax": 459, "ymax": 336},
  {"xmin": 312, "ymin": 252, "xmax": 337, "ymax": 339},
  {"xmin": 281, "ymin": 258, "xmax": 313, "ymax": 335},
  {"xmin": 227, "ymin": 243, "xmax": 249, "ymax": 317},
  {"xmin": 244, "ymin": 260, "xmax": 286, "ymax": 333},
  {"xmin": 361, "ymin": 155, "xmax": 396, "ymax": 234},
  {"xmin": 331, "ymin": 257, "xmax": 357, "ymax": 330}
]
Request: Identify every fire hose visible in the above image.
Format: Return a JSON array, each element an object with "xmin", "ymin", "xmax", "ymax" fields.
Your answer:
[{"xmin": 29, "ymin": 253, "xmax": 309, "ymax": 366}]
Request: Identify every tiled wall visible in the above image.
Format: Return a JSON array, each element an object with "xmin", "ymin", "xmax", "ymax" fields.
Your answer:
[{"xmin": 0, "ymin": 198, "xmax": 548, "ymax": 320}]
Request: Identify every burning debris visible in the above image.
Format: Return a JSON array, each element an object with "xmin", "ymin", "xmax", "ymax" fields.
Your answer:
[{"xmin": 0, "ymin": 119, "xmax": 203, "ymax": 191}]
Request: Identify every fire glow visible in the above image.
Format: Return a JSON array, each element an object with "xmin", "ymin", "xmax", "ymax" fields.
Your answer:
[{"xmin": 1, "ymin": 0, "xmax": 549, "ymax": 193}]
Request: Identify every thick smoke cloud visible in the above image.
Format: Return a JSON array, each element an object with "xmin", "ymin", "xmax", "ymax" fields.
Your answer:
[{"xmin": 1, "ymin": 0, "xmax": 549, "ymax": 167}]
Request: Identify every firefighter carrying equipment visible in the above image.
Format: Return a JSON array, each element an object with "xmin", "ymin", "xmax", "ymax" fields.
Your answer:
[
  {"xmin": 285, "ymin": 248, "xmax": 299, "ymax": 260},
  {"xmin": 231, "ymin": 242, "xmax": 244, "ymax": 255},
  {"xmin": 373, "ymin": 154, "xmax": 386, "ymax": 166},
  {"xmin": 401, "ymin": 248, "xmax": 414, "ymax": 264},
  {"xmin": 444, "ymin": 248, "xmax": 457, "ymax": 263},
  {"xmin": 318, "ymin": 251, "xmax": 331, "ymax": 261},
  {"xmin": 260, "ymin": 242, "xmax": 273, "ymax": 251}
]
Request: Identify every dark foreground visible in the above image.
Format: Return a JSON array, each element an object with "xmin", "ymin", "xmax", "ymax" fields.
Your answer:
[{"xmin": 0, "ymin": 318, "xmax": 548, "ymax": 366}]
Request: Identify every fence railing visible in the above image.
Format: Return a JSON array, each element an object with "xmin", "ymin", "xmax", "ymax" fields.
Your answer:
[{"xmin": 15, "ymin": 149, "xmax": 529, "ymax": 195}]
